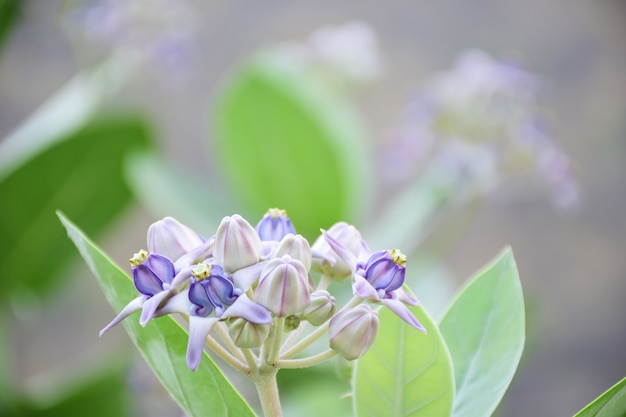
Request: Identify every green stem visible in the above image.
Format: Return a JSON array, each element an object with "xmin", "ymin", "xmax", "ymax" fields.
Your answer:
[
  {"xmin": 204, "ymin": 334, "xmax": 249, "ymax": 375},
  {"xmin": 266, "ymin": 316, "xmax": 285, "ymax": 366},
  {"xmin": 242, "ymin": 348, "xmax": 259, "ymax": 373},
  {"xmin": 316, "ymin": 273, "xmax": 332, "ymax": 291},
  {"xmin": 275, "ymin": 349, "xmax": 338, "ymax": 369},
  {"xmin": 214, "ymin": 322, "xmax": 246, "ymax": 362},
  {"xmin": 251, "ymin": 369, "xmax": 282, "ymax": 417}
]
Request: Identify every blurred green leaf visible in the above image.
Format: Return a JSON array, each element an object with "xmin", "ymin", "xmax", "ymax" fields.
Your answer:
[
  {"xmin": 0, "ymin": 55, "xmax": 132, "ymax": 182},
  {"xmin": 15, "ymin": 363, "xmax": 132, "ymax": 417},
  {"xmin": 573, "ymin": 376, "xmax": 626, "ymax": 417},
  {"xmin": 353, "ymin": 305, "xmax": 455, "ymax": 417},
  {"xmin": 58, "ymin": 212, "xmax": 256, "ymax": 417},
  {"xmin": 0, "ymin": 115, "xmax": 152, "ymax": 299},
  {"xmin": 0, "ymin": 0, "xmax": 20, "ymax": 56},
  {"xmin": 213, "ymin": 50, "xmax": 369, "ymax": 239},
  {"xmin": 439, "ymin": 247, "xmax": 525, "ymax": 417},
  {"xmin": 124, "ymin": 151, "xmax": 233, "ymax": 237}
]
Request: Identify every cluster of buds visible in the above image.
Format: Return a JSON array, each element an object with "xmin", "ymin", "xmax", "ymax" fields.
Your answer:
[{"xmin": 100, "ymin": 209, "xmax": 425, "ymax": 373}]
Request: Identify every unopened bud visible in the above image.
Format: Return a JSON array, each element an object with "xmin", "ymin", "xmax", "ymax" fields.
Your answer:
[
  {"xmin": 303, "ymin": 290, "xmax": 336, "ymax": 326},
  {"xmin": 255, "ymin": 255, "xmax": 311, "ymax": 317},
  {"xmin": 228, "ymin": 318, "xmax": 271, "ymax": 348},
  {"xmin": 272, "ymin": 234, "xmax": 312, "ymax": 270},
  {"xmin": 214, "ymin": 215, "xmax": 262, "ymax": 272},
  {"xmin": 147, "ymin": 217, "xmax": 204, "ymax": 261},
  {"xmin": 329, "ymin": 304, "xmax": 379, "ymax": 360}
]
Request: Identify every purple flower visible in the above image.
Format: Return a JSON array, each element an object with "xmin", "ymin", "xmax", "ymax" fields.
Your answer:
[
  {"xmin": 322, "ymin": 232, "xmax": 425, "ymax": 332},
  {"xmin": 99, "ymin": 250, "xmax": 190, "ymax": 335},
  {"xmin": 256, "ymin": 208, "xmax": 296, "ymax": 241},
  {"xmin": 161, "ymin": 263, "xmax": 272, "ymax": 371}
]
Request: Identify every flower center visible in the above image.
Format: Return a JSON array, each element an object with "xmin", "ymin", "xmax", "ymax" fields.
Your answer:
[
  {"xmin": 129, "ymin": 249, "xmax": 148, "ymax": 266},
  {"xmin": 192, "ymin": 263, "xmax": 212, "ymax": 281},
  {"xmin": 389, "ymin": 249, "xmax": 406, "ymax": 267},
  {"xmin": 267, "ymin": 207, "xmax": 288, "ymax": 218}
]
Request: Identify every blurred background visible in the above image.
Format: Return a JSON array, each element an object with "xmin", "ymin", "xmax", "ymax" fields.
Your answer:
[{"xmin": 1, "ymin": 1, "xmax": 625, "ymax": 416}]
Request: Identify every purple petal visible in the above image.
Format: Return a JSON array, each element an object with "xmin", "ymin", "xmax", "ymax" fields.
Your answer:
[
  {"xmin": 381, "ymin": 298, "xmax": 426, "ymax": 332},
  {"xmin": 144, "ymin": 254, "xmax": 176, "ymax": 285},
  {"xmin": 188, "ymin": 281, "xmax": 213, "ymax": 317},
  {"xmin": 156, "ymin": 291, "xmax": 192, "ymax": 316},
  {"xmin": 206, "ymin": 275, "xmax": 237, "ymax": 308},
  {"xmin": 352, "ymin": 274, "xmax": 380, "ymax": 301},
  {"xmin": 99, "ymin": 296, "xmax": 145, "ymax": 336},
  {"xmin": 231, "ymin": 261, "xmax": 266, "ymax": 290},
  {"xmin": 322, "ymin": 230, "xmax": 356, "ymax": 273},
  {"xmin": 186, "ymin": 315, "xmax": 218, "ymax": 371},
  {"xmin": 139, "ymin": 290, "xmax": 172, "ymax": 326},
  {"xmin": 395, "ymin": 287, "xmax": 419, "ymax": 306},
  {"xmin": 173, "ymin": 237, "xmax": 214, "ymax": 272},
  {"xmin": 169, "ymin": 265, "xmax": 194, "ymax": 289},
  {"xmin": 133, "ymin": 265, "xmax": 163, "ymax": 296},
  {"xmin": 222, "ymin": 294, "xmax": 273, "ymax": 324}
]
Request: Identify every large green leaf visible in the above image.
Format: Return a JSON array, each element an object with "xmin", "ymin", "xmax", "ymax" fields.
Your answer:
[
  {"xmin": 439, "ymin": 248, "xmax": 525, "ymax": 417},
  {"xmin": 0, "ymin": 115, "xmax": 152, "ymax": 298},
  {"xmin": 353, "ymin": 305, "xmax": 455, "ymax": 417},
  {"xmin": 574, "ymin": 376, "xmax": 626, "ymax": 417},
  {"xmin": 213, "ymin": 50, "xmax": 369, "ymax": 239},
  {"xmin": 58, "ymin": 212, "xmax": 255, "ymax": 417}
]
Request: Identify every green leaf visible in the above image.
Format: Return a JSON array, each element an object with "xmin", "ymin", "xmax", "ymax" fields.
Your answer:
[
  {"xmin": 0, "ymin": 55, "xmax": 132, "ymax": 182},
  {"xmin": 574, "ymin": 376, "xmax": 626, "ymax": 417},
  {"xmin": 213, "ymin": 50, "xmax": 369, "ymax": 239},
  {"xmin": 16, "ymin": 363, "xmax": 132, "ymax": 417},
  {"xmin": 58, "ymin": 212, "xmax": 255, "ymax": 417},
  {"xmin": 439, "ymin": 247, "xmax": 525, "ymax": 417},
  {"xmin": 0, "ymin": 0, "xmax": 20, "ymax": 57},
  {"xmin": 353, "ymin": 305, "xmax": 455, "ymax": 417},
  {"xmin": 124, "ymin": 151, "xmax": 234, "ymax": 237},
  {"xmin": 0, "ymin": 115, "xmax": 152, "ymax": 298}
]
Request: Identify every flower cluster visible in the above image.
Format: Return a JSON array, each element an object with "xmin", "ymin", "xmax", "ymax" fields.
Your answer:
[
  {"xmin": 101, "ymin": 209, "xmax": 425, "ymax": 372},
  {"xmin": 382, "ymin": 49, "xmax": 579, "ymax": 209}
]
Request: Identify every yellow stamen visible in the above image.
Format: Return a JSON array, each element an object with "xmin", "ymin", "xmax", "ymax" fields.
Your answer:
[
  {"xmin": 129, "ymin": 249, "xmax": 148, "ymax": 266},
  {"xmin": 267, "ymin": 208, "xmax": 287, "ymax": 218},
  {"xmin": 192, "ymin": 264, "xmax": 212, "ymax": 281},
  {"xmin": 389, "ymin": 249, "xmax": 406, "ymax": 267}
]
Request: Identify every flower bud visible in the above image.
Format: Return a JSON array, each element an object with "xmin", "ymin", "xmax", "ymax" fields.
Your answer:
[
  {"xmin": 228, "ymin": 317, "xmax": 271, "ymax": 348},
  {"xmin": 303, "ymin": 290, "xmax": 336, "ymax": 326},
  {"xmin": 255, "ymin": 255, "xmax": 311, "ymax": 317},
  {"xmin": 147, "ymin": 217, "xmax": 204, "ymax": 261},
  {"xmin": 364, "ymin": 249, "xmax": 406, "ymax": 294},
  {"xmin": 272, "ymin": 234, "xmax": 312, "ymax": 270},
  {"xmin": 256, "ymin": 208, "xmax": 296, "ymax": 241},
  {"xmin": 311, "ymin": 222, "xmax": 368, "ymax": 279},
  {"xmin": 214, "ymin": 214, "xmax": 262, "ymax": 272},
  {"xmin": 329, "ymin": 304, "xmax": 379, "ymax": 360}
]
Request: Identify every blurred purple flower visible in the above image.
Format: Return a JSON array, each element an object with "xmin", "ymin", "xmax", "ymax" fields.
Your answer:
[{"xmin": 382, "ymin": 49, "xmax": 579, "ymax": 210}]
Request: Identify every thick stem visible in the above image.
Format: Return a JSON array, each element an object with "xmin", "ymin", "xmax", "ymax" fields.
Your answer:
[{"xmin": 251, "ymin": 369, "xmax": 282, "ymax": 417}]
